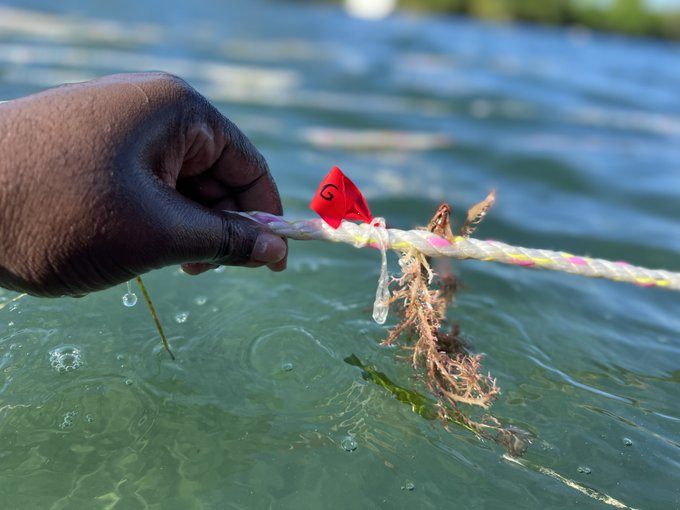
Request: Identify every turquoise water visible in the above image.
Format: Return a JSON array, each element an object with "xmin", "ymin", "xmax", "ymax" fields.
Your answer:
[{"xmin": 1, "ymin": 1, "xmax": 680, "ymax": 508}]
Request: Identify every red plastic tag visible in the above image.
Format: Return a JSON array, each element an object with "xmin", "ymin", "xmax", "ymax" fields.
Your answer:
[{"xmin": 310, "ymin": 167, "xmax": 373, "ymax": 229}]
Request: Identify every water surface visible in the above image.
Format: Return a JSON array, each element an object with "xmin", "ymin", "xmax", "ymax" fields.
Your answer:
[{"xmin": 1, "ymin": 2, "xmax": 679, "ymax": 509}]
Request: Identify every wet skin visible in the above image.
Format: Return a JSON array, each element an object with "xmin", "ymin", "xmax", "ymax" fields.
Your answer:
[{"xmin": 0, "ymin": 73, "xmax": 287, "ymax": 297}]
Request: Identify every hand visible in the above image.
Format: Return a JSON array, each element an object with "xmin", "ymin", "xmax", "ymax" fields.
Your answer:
[{"xmin": 0, "ymin": 72, "xmax": 287, "ymax": 297}]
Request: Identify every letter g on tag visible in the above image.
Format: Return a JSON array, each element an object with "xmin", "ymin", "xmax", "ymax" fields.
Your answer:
[{"xmin": 320, "ymin": 184, "xmax": 339, "ymax": 201}]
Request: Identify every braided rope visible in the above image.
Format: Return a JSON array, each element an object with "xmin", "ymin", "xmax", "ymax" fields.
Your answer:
[{"xmin": 244, "ymin": 212, "xmax": 680, "ymax": 291}]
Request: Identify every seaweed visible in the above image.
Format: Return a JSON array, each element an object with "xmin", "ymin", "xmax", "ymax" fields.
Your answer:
[
  {"xmin": 378, "ymin": 196, "xmax": 529, "ymax": 456},
  {"xmin": 345, "ymin": 353, "xmax": 439, "ymax": 422},
  {"xmin": 135, "ymin": 275, "xmax": 175, "ymax": 360}
]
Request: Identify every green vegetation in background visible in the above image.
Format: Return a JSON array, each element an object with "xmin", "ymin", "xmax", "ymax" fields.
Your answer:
[{"xmin": 397, "ymin": 0, "xmax": 680, "ymax": 39}]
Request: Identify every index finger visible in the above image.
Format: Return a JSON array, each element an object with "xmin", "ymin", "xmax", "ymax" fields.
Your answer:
[
  {"xmin": 211, "ymin": 116, "xmax": 283, "ymax": 217},
  {"xmin": 210, "ymin": 115, "xmax": 287, "ymax": 271}
]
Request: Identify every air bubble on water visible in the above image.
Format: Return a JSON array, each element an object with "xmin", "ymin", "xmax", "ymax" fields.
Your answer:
[
  {"xmin": 282, "ymin": 362, "xmax": 294, "ymax": 372},
  {"xmin": 125, "ymin": 378, "xmax": 133, "ymax": 386},
  {"xmin": 194, "ymin": 296, "xmax": 207, "ymax": 306},
  {"xmin": 623, "ymin": 437, "xmax": 633, "ymax": 446},
  {"xmin": 577, "ymin": 466, "xmax": 592, "ymax": 475},
  {"xmin": 213, "ymin": 266, "xmax": 225, "ymax": 274},
  {"xmin": 85, "ymin": 414, "xmax": 95, "ymax": 423},
  {"xmin": 49, "ymin": 345, "xmax": 83, "ymax": 373},
  {"xmin": 340, "ymin": 436, "xmax": 358, "ymax": 452},
  {"xmin": 59, "ymin": 410, "xmax": 77, "ymax": 430},
  {"xmin": 122, "ymin": 281, "xmax": 137, "ymax": 307},
  {"xmin": 401, "ymin": 481, "xmax": 416, "ymax": 491},
  {"xmin": 174, "ymin": 312, "xmax": 189, "ymax": 324}
]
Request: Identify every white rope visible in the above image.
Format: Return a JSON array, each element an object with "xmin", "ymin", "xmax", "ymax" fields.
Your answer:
[{"xmin": 241, "ymin": 212, "xmax": 680, "ymax": 292}]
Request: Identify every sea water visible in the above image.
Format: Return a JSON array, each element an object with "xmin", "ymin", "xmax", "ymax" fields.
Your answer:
[{"xmin": 1, "ymin": 1, "xmax": 679, "ymax": 508}]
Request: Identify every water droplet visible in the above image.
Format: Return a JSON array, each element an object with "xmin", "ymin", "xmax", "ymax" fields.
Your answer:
[
  {"xmin": 49, "ymin": 345, "xmax": 83, "ymax": 373},
  {"xmin": 340, "ymin": 436, "xmax": 358, "ymax": 452},
  {"xmin": 194, "ymin": 296, "xmax": 207, "ymax": 306},
  {"xmin": 122, "ymin": 292, "xmax": 138, "ymax": 307},
  {"xmin": 174, "ymin": 312, "xmax": 189, "ymax": 324},
  {"xmin": 282, "ymin": 362, "xmax": 294, "ymax": 372},
  {"xmin": 577, "ymin": 466, "xmax": 592, "ymax": 475},
  {"xmin": 623, "ymin": 437, "xmax": 633, "ymax": 446},
  {"xmin": 401, "ymin": 481, "xmax": 416, "ymax": 491}
]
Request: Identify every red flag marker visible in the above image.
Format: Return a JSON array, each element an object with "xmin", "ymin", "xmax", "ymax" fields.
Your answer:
[{"xmin": 310, "ymin": 167, "xmax": 373, "ymax": 229}]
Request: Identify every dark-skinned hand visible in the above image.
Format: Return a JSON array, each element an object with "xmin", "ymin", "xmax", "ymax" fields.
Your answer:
[{"xmin": 0, "ymin": 72, "xmax": 287, "ymax": 297}]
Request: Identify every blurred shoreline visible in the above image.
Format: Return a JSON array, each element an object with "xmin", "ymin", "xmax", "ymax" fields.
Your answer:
[{"xmin": 334, "ymin": 0, "xmax": 680, "ymax": 40}]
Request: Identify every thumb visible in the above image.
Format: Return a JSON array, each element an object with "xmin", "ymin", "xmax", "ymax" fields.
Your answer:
[
  {"xmin": 215, "ymin": 211, "xmax": 288, "ymax": 269},
  {"xmin": 148, "ymin": 200, "xmax": 287, "ymax": 273}
]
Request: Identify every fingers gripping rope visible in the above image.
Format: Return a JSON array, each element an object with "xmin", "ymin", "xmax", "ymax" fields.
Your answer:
[{"xmin": 244, "ymin": 212, "xmax": 680, "ymax": 292}]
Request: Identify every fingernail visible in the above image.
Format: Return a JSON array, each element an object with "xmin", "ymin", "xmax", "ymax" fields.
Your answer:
[{"xmin": 252, "ymin": 233, "xmax": 287, "ymax": 264}]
